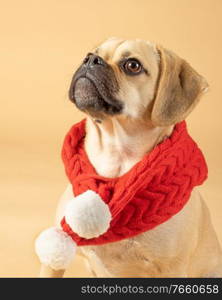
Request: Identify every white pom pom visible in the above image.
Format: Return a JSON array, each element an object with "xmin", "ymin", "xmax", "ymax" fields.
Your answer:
[
  {"xmin": 64, "ymin": 190, "xmax": 112, "ymax": 239},
  {"xmin": 35, "ymin": 227, "xmax": 76, "ymax": 270}
]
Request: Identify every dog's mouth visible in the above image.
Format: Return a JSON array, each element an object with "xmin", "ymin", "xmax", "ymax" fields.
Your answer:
[{"xmin": 69, "ymin": 73, "xmax": 123, "ymax": 116}]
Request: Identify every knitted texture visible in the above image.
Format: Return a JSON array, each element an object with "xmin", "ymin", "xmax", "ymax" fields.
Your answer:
[{"xmin": 61, "ymin": 119, "xmax": 208, "ymax": 246}]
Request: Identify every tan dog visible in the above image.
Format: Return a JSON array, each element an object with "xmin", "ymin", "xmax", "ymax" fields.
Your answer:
[{"xmin": 40, "ymin": 37, "xmax": 222, "ymax": 277}]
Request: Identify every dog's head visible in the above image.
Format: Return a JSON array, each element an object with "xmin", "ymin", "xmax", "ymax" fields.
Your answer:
[{"xmin": 69, "ymin": 37, "xmax": 208, "ymax": 125}]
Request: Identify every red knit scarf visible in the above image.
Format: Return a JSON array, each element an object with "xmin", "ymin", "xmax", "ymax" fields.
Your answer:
[{"xmin": 61, "ymin": 119, "xmax": 207, "ymax": 246}]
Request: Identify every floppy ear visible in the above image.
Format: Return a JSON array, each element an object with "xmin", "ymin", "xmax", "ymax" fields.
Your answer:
[{"xmin": 151, "ymin": 46, "xmax": 209, "ymax": 126}]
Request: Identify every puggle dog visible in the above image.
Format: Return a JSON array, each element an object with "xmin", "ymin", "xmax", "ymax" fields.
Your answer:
[{"xmin": 41, "ymin": 37, "xmax": 222, "ymax": 277}]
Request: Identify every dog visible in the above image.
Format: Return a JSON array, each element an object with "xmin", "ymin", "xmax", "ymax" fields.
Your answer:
[{"xmin": 40, "ymin": 37, "xmax": 222, "ymax": 277}]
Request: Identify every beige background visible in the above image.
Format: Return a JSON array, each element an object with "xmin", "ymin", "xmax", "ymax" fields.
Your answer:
[{"xmin": 0, "ymin": 0, "xmax": 222, "ymax": 277}]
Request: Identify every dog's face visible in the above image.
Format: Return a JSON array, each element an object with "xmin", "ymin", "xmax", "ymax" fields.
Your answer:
[{"xmin": 69, "ymin": 37, "xmax": 208, "ymax": 126}]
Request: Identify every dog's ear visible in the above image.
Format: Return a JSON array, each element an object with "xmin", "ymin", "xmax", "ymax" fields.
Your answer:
[{"xmin": 151, "ymin": 46, "xmax": 209, "ymax": 126}]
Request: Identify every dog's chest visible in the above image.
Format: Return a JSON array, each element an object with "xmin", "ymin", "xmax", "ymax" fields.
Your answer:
[
  {"xmin": 80, "ymin": 238, "xmax": 156, "ymax": 277},
  {"xmin": 79, "ymin": 196, "xmax": 197, "ymax": 277},
  {"xmin": 80, "ymin": 234, "xmax": 173, "ymax": 277}
]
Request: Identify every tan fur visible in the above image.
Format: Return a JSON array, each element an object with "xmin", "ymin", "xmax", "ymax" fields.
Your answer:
[
  {"xmin": 39, "ymin": 265, "xmax": 65, "ymax": 278},
  {"xmin": 152, "ymin": 46, "xmax": 209, "ymax": 126},
  {"xmin": 39, "ymin": 38, "xmax": 222, "ymax": 277}
]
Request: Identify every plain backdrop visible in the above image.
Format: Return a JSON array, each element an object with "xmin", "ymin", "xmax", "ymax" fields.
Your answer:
[{"xmin": 0, "ymin": 0, "xmax": 222, "ymax": 277}]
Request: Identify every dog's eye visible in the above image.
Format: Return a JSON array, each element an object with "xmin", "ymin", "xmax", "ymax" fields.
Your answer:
[{"xmin": 123, "ymin": 59, "xmax": 142, "ymax": 75}]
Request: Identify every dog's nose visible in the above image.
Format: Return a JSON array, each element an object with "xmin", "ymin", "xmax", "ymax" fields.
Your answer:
[{"xmin": 83, "ymin": 54, "xmax": 106, "ymax": 67}]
